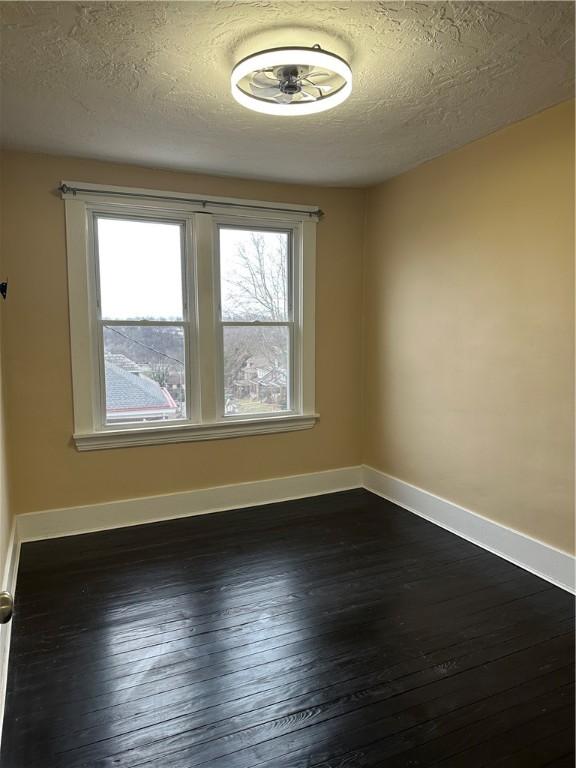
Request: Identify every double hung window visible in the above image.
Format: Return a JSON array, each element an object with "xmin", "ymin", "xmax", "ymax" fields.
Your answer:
[{"xmin": 63, "ymin": 183, "xmax": 318, "ymax": 449}]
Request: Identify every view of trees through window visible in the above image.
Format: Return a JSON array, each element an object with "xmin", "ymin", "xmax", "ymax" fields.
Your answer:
[
  {"xmin": 96, "ymin": 218, "xmax": 291, "ymax": 424},
  {"xmin": 219, "ymin": 228, "xmax": 290, "ymax": 415}
]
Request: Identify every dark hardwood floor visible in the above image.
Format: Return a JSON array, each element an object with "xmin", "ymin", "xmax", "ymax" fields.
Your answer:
[{"xmin": 1, "ymin": 489, "xmax": 574, "ymax": 767}]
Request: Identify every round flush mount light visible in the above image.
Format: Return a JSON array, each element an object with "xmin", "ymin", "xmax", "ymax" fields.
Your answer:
[{"xmin": 231, "ymin": 44, "xmax": 352, "ymax": 116}]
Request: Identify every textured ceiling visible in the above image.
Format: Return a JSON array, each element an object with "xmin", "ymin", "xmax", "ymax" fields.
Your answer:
[{"xmin": 0, "ymin": 1, "xmax": 573, "ymax": 186}]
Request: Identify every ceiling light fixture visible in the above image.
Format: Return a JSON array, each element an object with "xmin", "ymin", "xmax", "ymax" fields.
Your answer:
[{"xmin": 231, "ymin": 44, "xmax": 352, "ymax": 116}]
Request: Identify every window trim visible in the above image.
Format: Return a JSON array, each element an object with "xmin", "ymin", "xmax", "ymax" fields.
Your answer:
[{"xmin": 63, "ymin": 183, "xmax": 318, "ymax": 450}]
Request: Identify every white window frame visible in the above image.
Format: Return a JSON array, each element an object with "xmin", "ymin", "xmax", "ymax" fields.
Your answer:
[{"xmin": 62, "ymin": 181, "xmax": 318, "ymax": 450}]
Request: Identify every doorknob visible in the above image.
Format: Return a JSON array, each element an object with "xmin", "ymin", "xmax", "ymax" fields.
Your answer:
[{"xmin": 0, "ymin": 592, "xmax": 13, "ymax": 624}]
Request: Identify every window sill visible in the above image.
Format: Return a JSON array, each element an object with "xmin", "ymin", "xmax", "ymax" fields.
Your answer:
[{"xmin": 73, "ymin": 413, "xmax": 319, "ymax": 451}]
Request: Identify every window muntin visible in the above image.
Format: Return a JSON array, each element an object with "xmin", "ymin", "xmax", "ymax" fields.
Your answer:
[
  {"xmin": 94, "ymin": 215, "xmax": 189, "ymax": 426},
  {"xmin": 218, "ymin": 226, "xmax": 294, "ymax": 417}
]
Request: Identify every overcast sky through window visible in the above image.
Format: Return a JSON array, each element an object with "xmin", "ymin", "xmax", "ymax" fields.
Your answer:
[
  {"xmin": 97, "ymin": 218, "xmax": 287, "ymax": 322},
  {"xmin": 97, "ymin": 218, "xmax": 183, "ymax": 320}
]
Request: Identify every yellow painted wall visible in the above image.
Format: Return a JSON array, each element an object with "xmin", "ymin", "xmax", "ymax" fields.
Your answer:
[
  {"xmin": 0, "ymin": 312, "xmax": 10, "ymax": 582},
  {"xmin": 363, "ymin": 101, "xmax": 575, "ymax": 553},
  {"xmin": 1, "ymin": 101, "xmax": 573, "ymax": 557},
  {"xmin": 0, "ymin": 152, "xmax": 365, "ymax": 514},
  {"xmin": 0, "ymin": 156, "xmax": 11, "ymax": 578}
]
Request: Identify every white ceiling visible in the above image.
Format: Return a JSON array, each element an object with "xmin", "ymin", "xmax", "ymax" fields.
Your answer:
[{"xmin": 0, "ymin": 1, "xmax": 573, "ymax": 187}]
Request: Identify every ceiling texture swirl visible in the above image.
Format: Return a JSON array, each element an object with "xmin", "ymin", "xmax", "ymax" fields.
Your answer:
[{"xmin": 0, "ymin": 1, "xmax": 573, "ymax": 186}]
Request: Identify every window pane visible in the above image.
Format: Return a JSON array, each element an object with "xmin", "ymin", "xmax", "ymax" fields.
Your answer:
[
  {"xmin": 219, "ymin": 228, "xmax": 289, "ymax": 321},
  {"xmin": 103, "ymin": 325, "xmax": 186, "ymax": 424},
  {"xmin": 97, "ymin": 218, "xmax": 184, "ymax": 320},
  {"xmin": 223, "ymin": 326, "xmax": 289, "ymax": 415}
]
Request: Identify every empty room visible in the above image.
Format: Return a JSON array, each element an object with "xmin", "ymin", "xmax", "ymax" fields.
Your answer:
[{"xmin": 0, "ymin": 1, "xmax": 574, "ymax": 766}]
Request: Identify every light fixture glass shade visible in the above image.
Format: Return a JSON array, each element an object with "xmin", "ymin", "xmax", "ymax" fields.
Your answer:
[{"xmin": 231, "ymin": 46, "xmax": 352, "ymax": 116}]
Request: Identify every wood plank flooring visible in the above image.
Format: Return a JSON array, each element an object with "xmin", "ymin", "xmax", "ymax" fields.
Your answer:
[{"xmin": 1, "ymin": 489, "xmax": 574, "ymax": 767}]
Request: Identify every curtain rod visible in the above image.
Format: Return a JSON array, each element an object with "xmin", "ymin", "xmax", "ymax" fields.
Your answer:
[{"xmin": 58, "ymin": 184, "xmax": 324, "ymax": 219}]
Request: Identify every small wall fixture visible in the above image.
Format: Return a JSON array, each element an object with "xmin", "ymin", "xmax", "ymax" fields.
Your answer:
[
  {"xmin": 231, "ymin": 44, "xmax": 352, "ymax": 116},
  {"xmin": 0, "ymin": 591, "xmax": 13, "ymax": 624}
]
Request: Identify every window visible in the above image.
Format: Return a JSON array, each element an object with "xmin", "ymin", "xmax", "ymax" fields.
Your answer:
[
  {"xmin": 219, "ymin": 226, "xmax": 292, "ymax": 416},
  {"xmin": 97, "ymin": 217, "xmax": 188, "ymax": 425},
  {"xmin": 63, "ymin": 183, "xmax": 318, "ymax": 449}
]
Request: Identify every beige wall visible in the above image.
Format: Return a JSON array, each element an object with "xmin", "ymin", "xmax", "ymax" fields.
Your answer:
[
  {"xmin": 0, "ymin": 152, "xmax": 365, "ymax": 514},
  {"xmin": 0, "ymin": 155, "xmax": 11, "ymax": 578},
  {"xmin": 363, "ymin": 100, "xmax": 575, "ymax": 553},
  {"xmin": 1, "ymin": 101, "xmax": 573, "ymax": 558},
  {"xmin": 0, "ymin": 312, "xmax": 10, "ymax": 582}
]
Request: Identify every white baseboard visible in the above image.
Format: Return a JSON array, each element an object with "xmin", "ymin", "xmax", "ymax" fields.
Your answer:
[
  {"xmin": 16, "ymin": 466, "xmax": 364, "ymax": 542},
  {"xmin": 0, "ymin": 520, "xmax": 20, "ymax": 746},
  {"xmin": 363, "ymin": 466, "xmax": 575, "ymax": 594},
  {"xmin": 13, "ymin": 464, "xmax": 575, "ymax": 594},
  {"xmin": 15, "ymin": 464, "xmax": 574, "ymax": 593}
]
